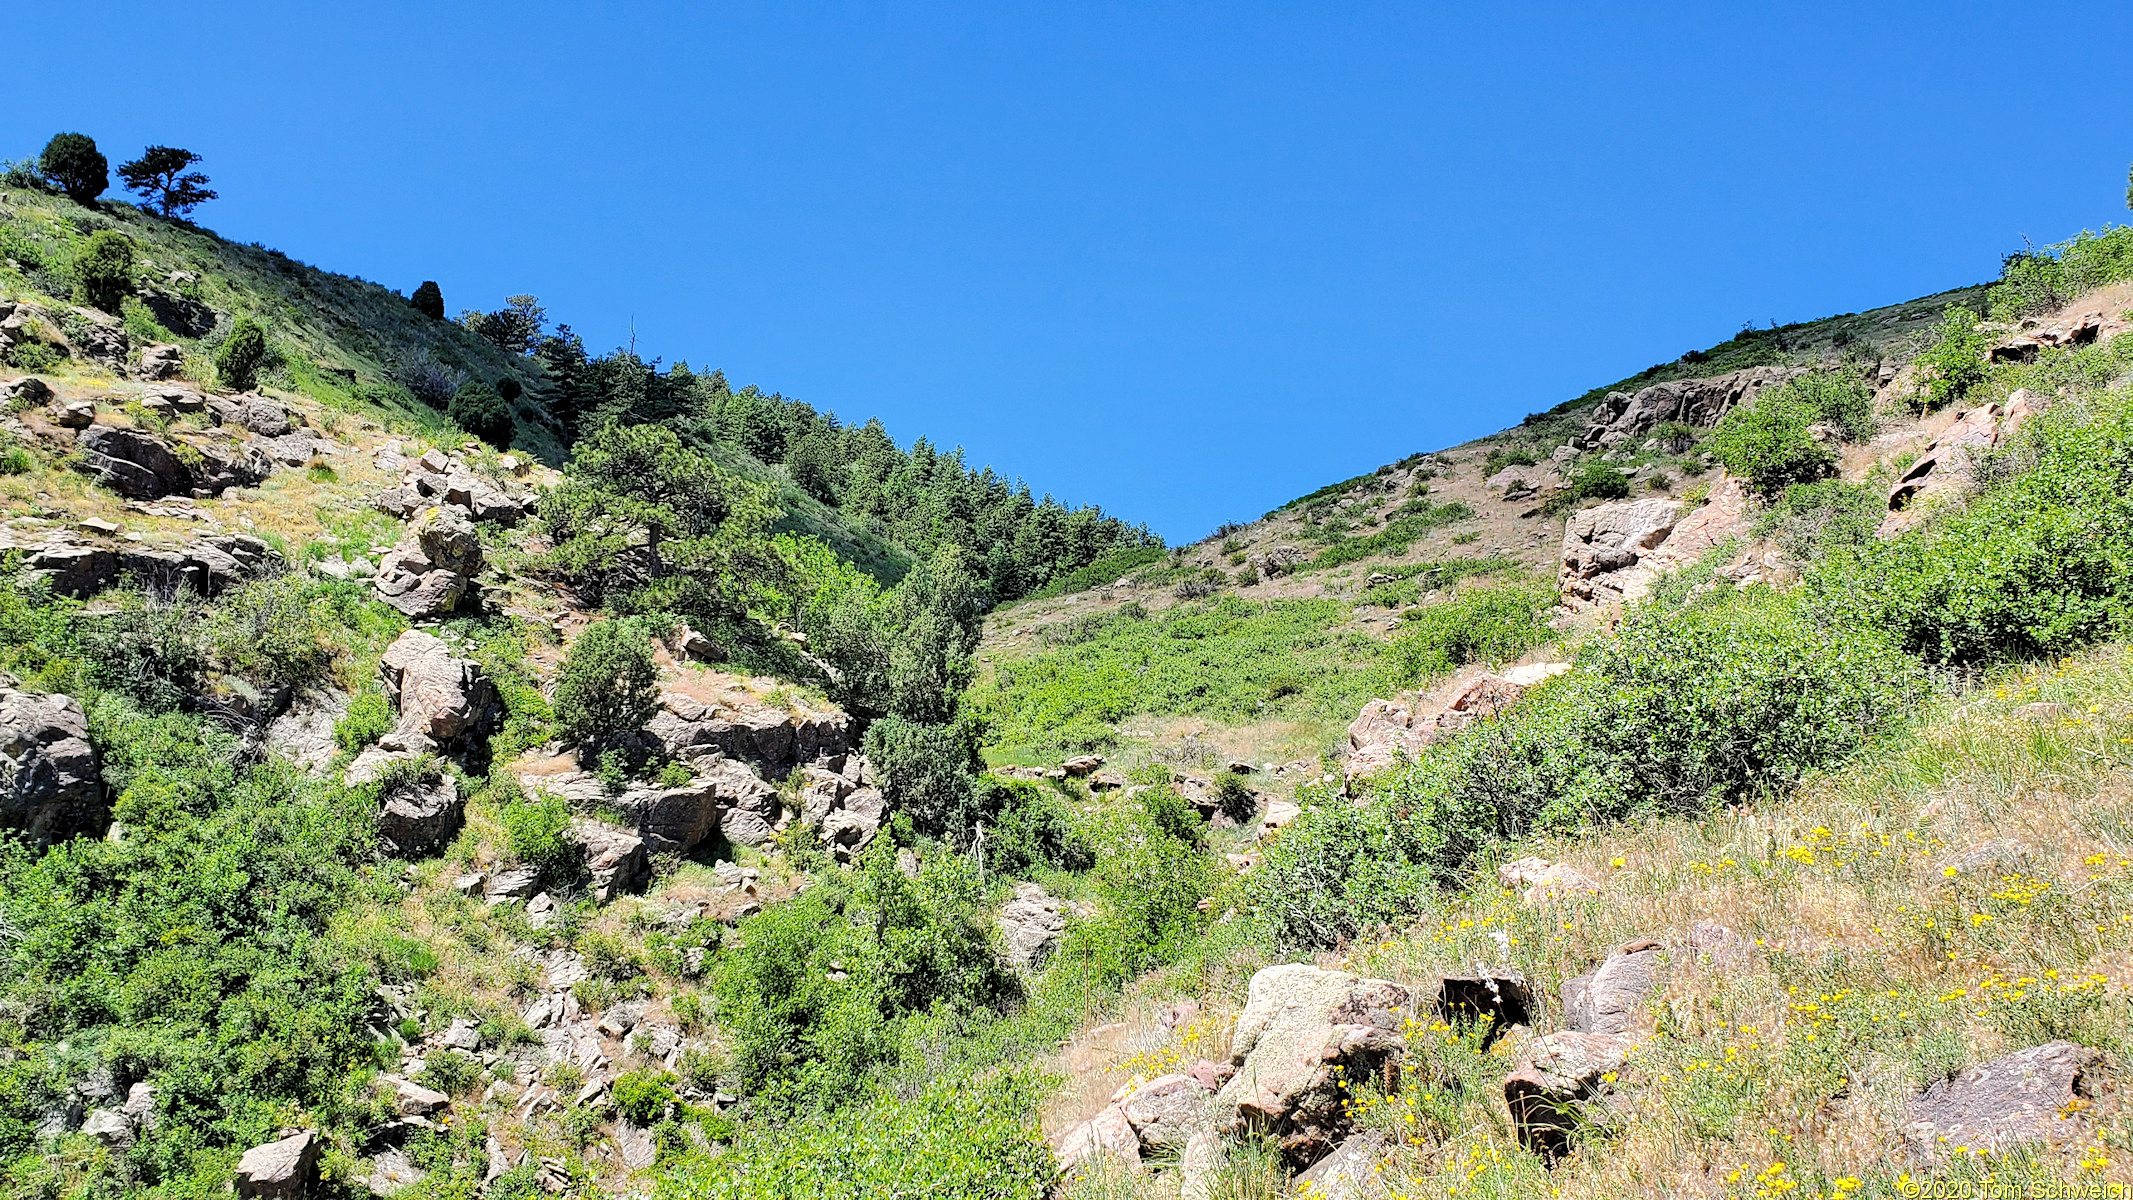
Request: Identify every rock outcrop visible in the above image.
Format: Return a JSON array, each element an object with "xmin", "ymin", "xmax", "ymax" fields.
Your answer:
[
  {"xmin": 1576, "ymin": 365, "xmax": 1805, "ymax": 450},
  {"xmin": 1901, "ymin": 1041, "xmax": 2107, "ymax": 1164},
  {"xmin": 0, "ymin": 686, "xmax": 104, "ymax": 843},
  {"xmin": 73, "ymin": 425, "xmax": 271, "ymax": 500},
  {"xmin": 138, "ymin": 343, "xmax": 186, "ymax": 380},
  {"xmin": 999, "ymin": 882, "xmax": 1067, "ymax": 971},
  {"xmin": 235, "ymin": 1130, "xmax": 320, "ymax": 1199},
  {"xmin": 18, "ymin": 533, "xmax": 280, "ymax": 600},
  {"xmin": 644, "ymin": 692, "xmax": 854, "ymax": 772},
  {"xmin": 568, "ymin": 819, "xmax": 649, "ymax": 902},
  {"xmin": 1504, "ymin": 1031, "xmax": 1632, "ymax": 1159},
  {"xmin": 373, "ymin": 507, "xmax": 484, "ymax": 618},
  {"xmin": 372, "ymin": 447, "xmax": 533, "ymax": 525},
  {"xmin": 207, "ymin": 394, "xmax": 297, "ymax": 437},
  {"xmin": 1880, "ymin": 395, "xmax": 2036, "ymax": 536},
  {"xmin": 378, "ymin": 631, "xmax": 498, "ymax": 747},
  {"xmin": 1561, "ymin": 938, "xmax": 1665, "ymax": 1036},
  {"xmin": 1343, "ymin": 670, "xmax": 1543, "ymax": 787},
  {"xmin": 377, "ymin": 772, "xmax": 463, "ymax": 856},
  {"xmin": 1559, "ymin": 497, "xmax": 1683, "ymax": 607},
  {"xmin": 1215, "ymin": 964, "xmax": 1410, "ymax": 1166}
]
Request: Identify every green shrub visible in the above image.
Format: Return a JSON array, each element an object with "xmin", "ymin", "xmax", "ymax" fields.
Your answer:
[
  {"xmin": 1914, "ymin": 305, "xmax": 1991, "ymax": 412},
  {"xmin": 1306, "ymin": 502, "xmax": 1473, "ymax": 570},
  {"xmin": 0, "ymin": 445, "xmax": 32, "ymax": 475},
  {"xmin": 418, "ymin": 1050, "xmax": 483, "ymax": 1095},
  {"xmin": 206, "ymin": 575, "xmax": 335, "ymax": 687},
  {"xmin": 1566, "ymin": 460, "xmax": 1630, "ymax": 502},
  {"xmin": 655, "ymin": 1072, "xmax": 1052, "ymax": 1200},
  {"xmin": 1382, "ymin": 576, "xmax": 1556, "ymax": 684},
  {"xmin": 1213, "ymin": 772, "xmax": 1257, "ymax": 822},
  {"xmin": 983, "ymin": 780, "xmax": 1095, "ymax": 876},
  {"xmin": 613, "ymin": 1069, "xmax": 679, "ymax": 1125},
  {"xmin": 501, "ymin": 790, "xmax": 576, "ymax": 870},
  {"xmin": 1254, "ymin": 586, "xmax": 1922, "ymax": 947},
  {"xmin": 1138, "ymin": 784, "xmax": 1206, "ymax": 846},
  {"xmin": 335, "ymin": 687, "xmax": 394, "ymax": 753},
  {"xmin": 74, "ymin": 229, "xmax": 134, "ymax": 312},
  {"xmin": 863, "ymin": 715, "xmax": 984, "ymax": 839},
  {"xmin": 1707, "ymin": 384, "xmax": 1838, "ymax": 494},
  {"xmin": 7, "ymin": 341, "xmax": 63, "ymax": 372},
  {"xmin": 1812, "ymin": 392, "xmax": 2133, "ymax": 664},
  {"xmin": 38, "ymin": 132, "xmax": 106, "ymax": 204},
  {"xmin": 449, "ymin": 380, "xmax": 515, "ymax": 448},
  {"xmin": 1482, "ymin": 446, "xmax": 1537, "ymax": 478},
  {"xmin": 1057, "ymin": 822, "xmax": 1216, "ymax": 986},
  {"xmin": 215, "ymin": 316, "xmax": 268, "ymax": 391},
  {"xmin": 1764, "ymin": 479, "xmax": 1877, "ymax": 562},
  {"xmin": 554, "ymin": 619, "xmax": 660, "ymax": 751},
  {"xmin": 80, "ymin": 594, "xmax": 207, "ymax": 712},
  {"xmin": 1987, "ymin": 227, "xmax": 2133, "ymax": 320}
]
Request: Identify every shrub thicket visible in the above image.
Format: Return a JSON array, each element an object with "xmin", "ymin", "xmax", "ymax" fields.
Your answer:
[
  {"xmin": 450, "ymin": 380, "xmax": 515, "ymax": 448},
  {"xmin": 1565, "ymin": 460, "xmax": 1630, "ymax": 503},
  {"xmin": 553, "ymin": 619, "xmax": 660, "ymax": 751},
  {"xmin": 1708, "ymin": 382, "xmax": 1838, "ymax": 493},
  {"xmin": 1253, "ymin": 585, "xmax": 1921, "ymax": 947},
  {"xmin": 215, "ymin": 316, "xmax": 268, "ymax": 391},
  {"xmin": 74, "ymin": 229, "xmax": 134, "ymax": 312},
  {"xmin": 1914, "ymin": 305, "xmax": 1991, "ymax": 413}
]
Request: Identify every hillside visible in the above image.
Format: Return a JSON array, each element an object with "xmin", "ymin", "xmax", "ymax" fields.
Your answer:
[{"xmin": 7, "ymin": 137, "xmax": 2133, "ymax": 1200}]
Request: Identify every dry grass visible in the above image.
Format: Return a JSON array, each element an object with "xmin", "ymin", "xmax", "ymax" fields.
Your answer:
[{"xmin": 1068, "ymin": 643, "xmax": 2133, "ymax": 1198}]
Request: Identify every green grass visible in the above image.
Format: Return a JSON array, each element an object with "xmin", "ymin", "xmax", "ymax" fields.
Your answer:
[{"xmin": 1303, "ymin": 502, "xmax": 1474, "ymax": 571}]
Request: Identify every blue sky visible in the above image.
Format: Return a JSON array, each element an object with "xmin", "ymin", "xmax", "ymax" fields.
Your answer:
[{"xmin": 12, "ymin": 4, "xmax": 2131, "ymax": 542}]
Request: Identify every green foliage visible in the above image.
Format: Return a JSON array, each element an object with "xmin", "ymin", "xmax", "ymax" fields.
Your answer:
[
  {"xmin": 79, "ymin": 593, "xmax": 207, "ymax": 712},
  {"xmin": 982, "ymin": 780, "xmax": 1095, "ymax": 876},
  {"xmin": 1986, "ymin": 227, "xmax": 2133, "ymax": 320},
  {"xmin": 1915, "ymin": 305, "xmax": 1991, "ymax": 412},
  {"xmin": 1708, "ymin": 382, "xmax": 1838, "ymax": 494},
  {"xmin": 0, "ymin": 699, "xmax": 384, "ymax": 1181},
  {"xmin": 1811, "ymin": 391, "xmax": 2133, "ymax": 664},
  {"xmin": 655, "ymin": 1072, "xmax": 1052, "ymax": 1200},
  {"xmin": 1254, "ymin": 586, "xmax": 1921, "ymax": 947},
  {"xmin": 1381, "ymin": 576, "xmax": 1556, "ymax": 684},
  {"xmin": 203, "ymin": 575, "xmax": 338, "ymax": 687},
  {"xmin": 1306, "ymin": 502, "xmax": 1474, "ymax": 570},
  {"xmin": 543, "ymin": 422, "xmax": 780, "ymax": 624},
  {"xmin": 117, "ymin": 145, "xmax": 217, "ymax": 218},
  {"xmin": 1024, "ymin": 544, "xmax": 1169, "ymax": 600},
  {"xmin": 409, "ymin": 281, "xmax": 444, "ymax": 319},
  {"xmin": 1482, "ymin": 446, "xmax": 1537, "ymax": 478},
  {"xmin": 713, "ymin": 847, "xmax": 1016, "ymax": 1109},
  {"xmin": 215, "ymin": 316, "xmax": 269, "ymax": 392},
  {"xmin": 613, "ymin": 1069, "xmax": 679, "ymax": 1125},
  {"xmin": 1566, "ymin": 460, "xmax": 1630, "ymax": 502},
  {"xmin": 1213, "ymin": 771, "xmax": 1257, "ymax": 822},
  {"xmin": 38, "ymin": 132, "xmax": 107, "ymax": 204},
  {"xmin": 1763, "ymin": 479, "xmax": 1877, "ymax": 562},
  {"xmin": 0, "ymin": 445, "xmax": 33, "ymax": 475},
  {"xmin": 418, "ymin": 1050, "xmax": 483, "ymax": 1096},
  {"xmin": 1137, "ymin": 783, "xmax": 1206, "ymax": 846},
  {"xmin": 501, "ymin": 790, "xmax": 577, "ymax": 871},
  {"xmin": 864, "ymin": 714, "xmax": 984, "ymax": 840},
  {"xmin": 553, "ymin": 619, "xmax": 661, "ymax": 751},
  {"xmin": 73, "ymin": 229, "xmax": 134, "ymax": 312},
  {"xmin": 975, "ymin": 594, "xmax": 1392, "ymax": 760},
  {"xmin": 449, "ymin": 380, "xmax": 515, "ymax": 448},
  {"xmin": 1057, "ymin": 815, "xmax": 1217, "ymax": 987}
]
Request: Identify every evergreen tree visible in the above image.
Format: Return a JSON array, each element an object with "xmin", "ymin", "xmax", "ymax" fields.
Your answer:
[
  {"xmin": 38, "ymin": 133, "xmax": 107, "ymax": 204},
  {"xmin": 409, "ymin": 281, "xmax": 445, "ymax": 320},
  {"xmin": 116, "ymin": 146, "xmax": 216, "ymax": 217}
]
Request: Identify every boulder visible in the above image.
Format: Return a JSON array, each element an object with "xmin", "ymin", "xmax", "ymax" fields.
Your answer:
[
  {"xmin": 1119, "ymin": 1072, "xmax": 1212, "ymax": 1151},
  {"xmin": 3, "ymin": 376, "xmax": 54, "ymax": 405},
  {"xmin": 1576, "ymin": 365, "xmax": 1804, "ymax": 450},
  {"xmin": 1503, "ymin": 1031, "xmax": 1631, "ymax": 1159},
  {"xmin": 208, "ymin": 394, "xmax": 294, "ymax": 437},
  {"xmin": 1498, "ymin": 857, "xmax": 1600, "ymax": 906},
  {"xmin": 0, "ymin": 687, "xmax": 104, "ymax": 843},
  {"xmin": 1291, "ymin": 1130, "xmax": 1387, "ymax": 1200},
  {"xmin": 1623, "ymin": 474, "xmax": 1753, "ymax": 601},
  {"xmin": 819, "ymin": 785, "xmax": 884, "ymax": 861},
  {"xmin": 387, "ymin": 1077, "xmax": 450, "ymax": 1115},
  {"xmin": 263, "ymin": 690, "xmax": 348, "ymax": 771},
  {"xmin": 235, "ymin": 1130, "xmax": 321, "ymax": 1199},
  {"xmin": 1056, "ymin": 1103, "xmax": 1140, "ymax": 1171},
  {"xmin": 377, "ymin": 773, "xmax": 463, "ymax": 856},
  {"xmin": 21, "ymin": 543, "xmax": 118, "ymax": 598},
  {"xmin": 1215, "ymin": 964, "xmax": 1411, "ymax": 1166},
  {"xmin": 50, "ymin": 397, "xmax": 96, "ymax": 429},
  {"xmin": 999, "ymin": 882, "xmax": 1067, "ymax": 971},
  {"xmin": 74, "ymin": 426, "xmax": 190, "ymax": 498},
  {"xmin": 1560, "ymin": 498, "xmax": 1684, "ymax": 607},
  {"xmin": 138, "ymin": 343, "xmax": 186, "ymax": 380},
  {"xmin": 62, "ymin": 307, "xmax": 128, "ymax": 365},
  {"xmin": 1561, "ymin": 938, "xmax": 1665, "ymax": 1036},
  {"xmin": 484, "ymin": 863, "xmax": 542, "ymax": 903},
  {"xmin": 1342, "ymin": 699, "xmax": 1436, "ymax": 785},
  {"xmin": 721, "ymin": 807, "xmax": 775, "ymax": 847},
  {"xmin": 1245, "ymin": 544, "xmax": 1306, "ymax": 576},
  {"xmin": 1901, "ymin": 1041, "xmax": 2107, "ymax": 1164},
  {"xmin": 378, "ymin": 631, "xmax": 497, "ymax": 745},
  {"xmin": 1062, "ymin": 753, "xmax": 1105, "ymax": 777},
  {"xmin": 1882, "ymin": 402, "xmax": 2005, "ymax": 535},
  {"xmin": 1436, "ymin": 970, "xmax": 1532, "ymax": 1042},
  {"xmin": 1178, "ymin": 1128, "xmax": 1224, "ymax": 1200},
  {"xmin": 568, "ymin": 819, "xmax": 648, "ymax": 902},
  {"xmin": 372, "ymin": 507, "xmax": 483, "ymax": 618}
]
